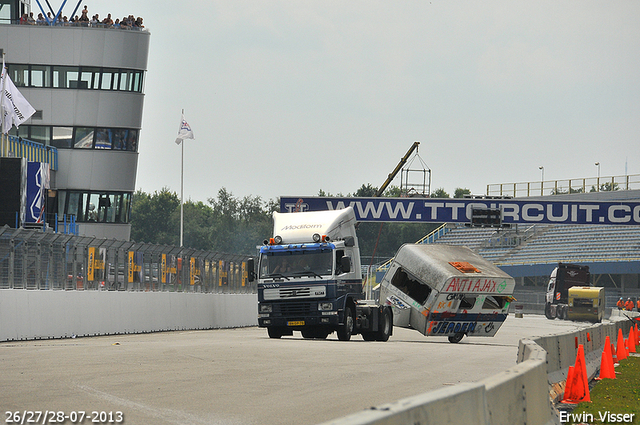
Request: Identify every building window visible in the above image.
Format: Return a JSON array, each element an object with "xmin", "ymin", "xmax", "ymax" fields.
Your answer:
[
  {"xmin": 52, "ymin": 66, "xmax": 78, "ymax": 88},
  {"xmin": 80, "ymin": 67, "xmax": 101, "ymax": 89},
  {"xmin": 74, "ymin": 127, "xmax": 95, "ymax": 148},
  {"xmin": 9, "ymin": 63, "xmax": 28, "ymax": 86},
  {"xmin": 52, "ymin": 127, "xmax": 73, "ymax": 148},
  {"xmin": 8, "ymin": 63, "xmax": 144, "ymax": 93},
  {"xmin": 30, "ymin": 65, "xmax": 50, "ymax": 87},
  {"xmin": 101, "ymin": 70, "xmax": 114, "ymax": 90},
  {"xmin": 29, "ymin": 126, "xmax": 50, "ymax": 145},
  {"xmin": 60, "ymin": 190, "xmax": 132, "ymax": 224},
  {"xmin": 14, "ymin": 125, "xmax": 139, "ymax": 152}
]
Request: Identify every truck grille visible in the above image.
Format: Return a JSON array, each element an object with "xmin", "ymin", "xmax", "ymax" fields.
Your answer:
[
  {"xmin": 279, "ymin": 287, "xmax": 311, "ymax": 298},
  {"xmin": 279, "ymin": 302, "xmax": 313, "ymax": 316},
  {"xmin": 263, "ymin": 285, "xmax": 326, "ymax": 300}
]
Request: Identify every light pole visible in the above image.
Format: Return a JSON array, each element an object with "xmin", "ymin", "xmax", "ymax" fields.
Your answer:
[
  {"xmin": 595, "ymin": 162, "xmax": 600, "ymax": 191},
  {"xmin": 539, "ymin": 166, "xmax": 544, "ymax": 196}
]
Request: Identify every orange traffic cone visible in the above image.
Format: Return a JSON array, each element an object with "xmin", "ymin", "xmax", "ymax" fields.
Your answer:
[
  {"xmin": 629, "ymin": 327, "xmax": 637, "ymax": 354},
  {"xmin": 617, "ymin": 329, "xmax": 628, "ymax": 361},
  {"xmin": 561, "ymin": 344, "xmax": 591, "ymax": 403},
  {"xmin": 596, "ymin": 336, "xmax": 616, "ymax": 380},
  {"xmin": 561, "ymin": 365, "xmax": 576, "ymax": 403}
]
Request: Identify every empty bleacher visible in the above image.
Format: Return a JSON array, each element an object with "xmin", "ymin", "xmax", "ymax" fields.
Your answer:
[{"xmin": 431, "ymin": 224, "xmax": 640, "ymax": 266}]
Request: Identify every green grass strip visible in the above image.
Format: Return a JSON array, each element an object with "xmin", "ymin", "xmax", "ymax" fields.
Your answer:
[{"xmin": 563, "ymin": 356, "xmax": 640, "ymax": 424}]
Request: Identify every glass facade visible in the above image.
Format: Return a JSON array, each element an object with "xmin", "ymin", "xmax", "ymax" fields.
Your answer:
[
  {"xmin": 59, "ymin": 190, "xmax": 132, "ymax": 223},
  {"xmin": 8, "ymin": 63, "xmax": 144, "ymax": 93},
  {"xmin": 10, "ymin": 125, "xmax": 139, "ymax": 151}
]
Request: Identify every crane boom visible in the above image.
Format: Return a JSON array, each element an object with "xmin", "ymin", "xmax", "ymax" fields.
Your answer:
[{"xmin": 375, "ymin": 141, "xmax": 420, "ymax": 197}]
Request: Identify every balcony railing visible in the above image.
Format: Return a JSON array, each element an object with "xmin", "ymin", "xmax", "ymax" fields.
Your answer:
[
  {"xmin": 487, "ymin": 174, "xmax": 640, "ymax": 198},
  {"xmin": 0, "ymin": 134, "xmax": 58, "ymax": 170}
]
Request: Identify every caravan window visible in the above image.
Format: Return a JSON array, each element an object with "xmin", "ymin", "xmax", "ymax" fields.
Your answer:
[
  {"xmin": 459, "ymin": 296, "xmax": 476, "ymax": 309},
  {"xmin": 390, "ymin": 268, "xmax": 431, "ymax": 305},
  {"xmin": 482, "ymin": 296, "xmax": 509, "ymax": 310}
]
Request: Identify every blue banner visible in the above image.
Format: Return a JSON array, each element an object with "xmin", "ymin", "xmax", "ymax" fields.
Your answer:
[
  {"xmin": 24, "ymin": 162, "xmax": 48, "ymax": 224},
  {"xmin": 280, "ymin": 197, "xmax": 640, "ymax": 226}
]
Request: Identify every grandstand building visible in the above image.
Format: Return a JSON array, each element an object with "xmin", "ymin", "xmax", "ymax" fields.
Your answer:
[
  {"xmin": 0, "ymin": 0, "xmax": 149, "ymax": 240},
  {"xmin": 432, "ymin": 190, "xmax": 640, "ymax": 303}
]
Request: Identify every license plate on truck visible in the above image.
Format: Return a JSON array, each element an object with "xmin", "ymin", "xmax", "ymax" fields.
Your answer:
[{"xmin": 287, "ymin": 321, "xmax": 305, "ymax": 327}]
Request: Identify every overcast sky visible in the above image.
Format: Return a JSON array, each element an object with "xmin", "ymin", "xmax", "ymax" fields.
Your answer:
[{"xmin": 93, "ymin": 1, "xmax": 638, "ymax": 202}]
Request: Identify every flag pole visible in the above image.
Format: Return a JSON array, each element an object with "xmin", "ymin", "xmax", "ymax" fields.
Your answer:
[{"xmin": 180, "ymin": 108, "xmax": 184, "ymax": 247}]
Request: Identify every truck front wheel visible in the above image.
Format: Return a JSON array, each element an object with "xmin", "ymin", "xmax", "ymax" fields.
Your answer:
[
  {"xmin": 337, "ymin": 307, "xmax": 354, "ymax": 341},
  {"xmin": 544, "ymin": 303, "xmax": 554, "ymax": 319},
  {"xmin": 267, "ymin": 327, "xmax": 283, "ymax": 339}
]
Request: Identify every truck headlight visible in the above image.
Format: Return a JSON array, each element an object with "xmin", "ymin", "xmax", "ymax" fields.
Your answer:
[
  {"xmin": 260, "ymin": 304, "xmax": 273, "ymax": 313},
  {"xmin": 318, "ymin": 302, "xmax": 333, "ymax": 311}
]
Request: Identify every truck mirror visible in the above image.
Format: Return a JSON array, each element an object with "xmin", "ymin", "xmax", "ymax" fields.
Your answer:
[
  {"xmin": 247, "ymin": 258, "xmax": 255, "ymax": 282},
  {"xmin": 344, "ymin": 236, "xmax": 355, "ymax": 247},
  {"xmin": 340, "ymin": 256, "xmax": 351, "ymax": 273}
]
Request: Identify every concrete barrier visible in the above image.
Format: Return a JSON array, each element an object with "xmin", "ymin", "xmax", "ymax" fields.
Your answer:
[
  {"xmin": 484, "ymin": 342, "xmax": 550, "ymax": 425},
  {"xmin": 0, "ymin": 289, "xmax": 258, "ymax": 341},
  {"xmin": 320, "ymin": 310, "xmax": 639, "ymax": 425},
  {"xmin": 319, "ymin": 383, "xmax": 490, "ymax": 425}
]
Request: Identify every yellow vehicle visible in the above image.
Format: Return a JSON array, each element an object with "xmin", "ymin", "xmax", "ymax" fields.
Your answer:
[{"xmin": 567, "ymin": 286, "xmax": 605, "ymax": 323}]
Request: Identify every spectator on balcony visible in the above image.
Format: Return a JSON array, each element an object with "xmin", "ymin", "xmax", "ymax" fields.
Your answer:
[
  {"xmin": 27, "ymin": 12, "xmax": 36, "ymax": 24},
  {"xmin": 102, "ymin": 13, "xmax": 113, "ymax": 27},
  {"xmin": 78, "ymin": 9, "xmax": 89, "ymax": 26},
  {"xmin": 19, "ymin": 13, "xmax": 28, "ymax": 24},
  {"xmin": 36, "ymin": 13, "xmax": 46, "ymax": 25},
  {"xmin": 135, "ymin": 17, "xmax": 144, "ymax": 28}
]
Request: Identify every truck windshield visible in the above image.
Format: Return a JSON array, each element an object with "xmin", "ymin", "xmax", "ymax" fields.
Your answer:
[{"xmin": 260, "ymin": 251, "xmax": 333, "ymax": 279}]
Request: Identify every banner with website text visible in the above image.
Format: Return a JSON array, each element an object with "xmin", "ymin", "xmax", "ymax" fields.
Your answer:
[{"xmin": 279, "ymin": 197, "xmax": 640, "ymax": 226}]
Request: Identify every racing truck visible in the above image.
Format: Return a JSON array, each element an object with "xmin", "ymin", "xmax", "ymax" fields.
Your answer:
[
  {"xmin": 252, "ymin": 206, "xmax": 516, "ymax": 343},
  {"xmin": 544, "ymin": 263, "xmax": 603, "ymax": 321}
]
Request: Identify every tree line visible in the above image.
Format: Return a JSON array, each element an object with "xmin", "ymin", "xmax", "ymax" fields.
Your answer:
[{"xmin": 130, "ymin": 185, "xmax": 471, "ymax": 263}]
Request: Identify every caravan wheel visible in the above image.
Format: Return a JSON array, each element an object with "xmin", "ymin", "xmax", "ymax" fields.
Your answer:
[{"xmin": 448, "ymin": 332, "xmax": 464, "ymax": 343}]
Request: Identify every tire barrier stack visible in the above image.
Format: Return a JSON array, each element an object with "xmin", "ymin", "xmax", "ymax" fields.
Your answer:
[{"xmin": 320, "ymin": 310, "xmax": 638, "ymax": 425}]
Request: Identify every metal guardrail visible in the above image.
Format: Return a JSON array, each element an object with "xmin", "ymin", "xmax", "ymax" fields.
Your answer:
[
  {"xmin": 487, "ymin": 173, "xmax": 640, "ymax": 198},
  {"xmin": 0, "ymin": 227, "xmax": 255, "ymax": 293},
  {"xmin": 1, "ymin": 18, "xmax": 147, "ymax": 31},
  {"xmin": 1, "ymin": 135, "xmax": 58, "ymax": 171}
]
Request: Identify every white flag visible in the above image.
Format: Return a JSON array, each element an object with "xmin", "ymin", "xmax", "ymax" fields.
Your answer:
[
  {"xmin": 175, "ymin": 113, "xmax": 194, "ymax": 145},
  {"xmin": 1, "ymin": 57, "xmax": 36, "ymax": 134}
]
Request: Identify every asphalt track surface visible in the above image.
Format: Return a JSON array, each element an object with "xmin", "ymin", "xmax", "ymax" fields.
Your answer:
[{"xmin": 1, "ymin": 315, "xmax": 594, "ymax": 425}]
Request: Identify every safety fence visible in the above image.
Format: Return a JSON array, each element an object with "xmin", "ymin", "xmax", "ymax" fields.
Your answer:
[{"xmin": 0, "ymin": 226, "xmax": 255, "ymax": 294}]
